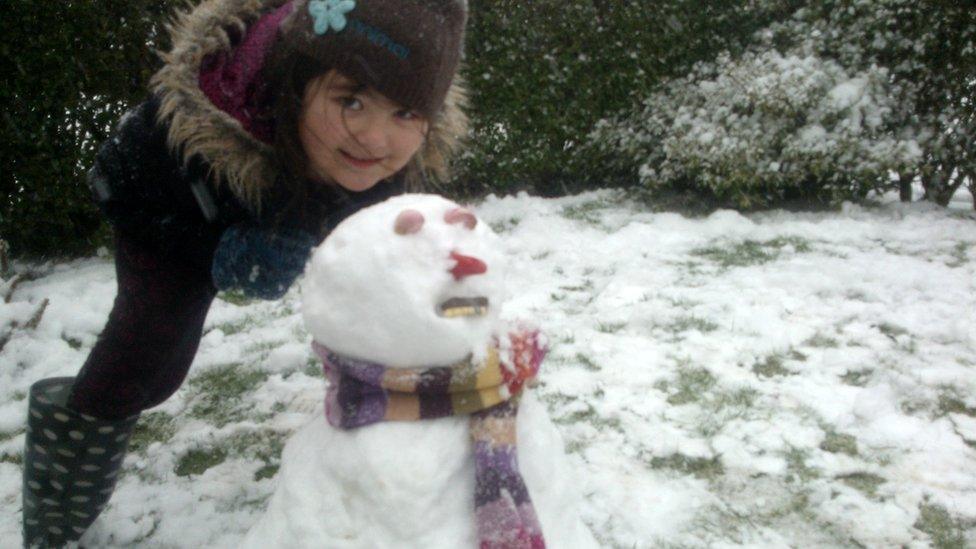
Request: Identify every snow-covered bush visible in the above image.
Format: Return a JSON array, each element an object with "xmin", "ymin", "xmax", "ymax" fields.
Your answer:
[
  {"xmin": 593, "ymin": 0, "xmax": 974, "ymax": 209},
  {"xmin": 785, "ymin": 1, "xmax": 976, "ymax": 207},
  {"xmin": 593, "ymin": 41, "xmax": 920, "ymax": 207}
]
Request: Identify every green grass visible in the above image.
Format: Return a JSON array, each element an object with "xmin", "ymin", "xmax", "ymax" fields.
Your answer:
[
  {"xmin": 540, "ymin": 392, "xmax": 579, "ymax": 408},
  {"xmin": 938, "ymin": 393, "xmax": 976, "ymax": 418},
  {"xmin": 693, "ymin": 240, "xmax": 774, "ymax": 268},
  {"xmin": 768, "ymin": 236, "xmax": 813, "ymax": 253},
  {"xmin": 560, "ymin": 279, "xmax": 594, "ymax": 293},
  {"xmin": 175, "ymin": 446, "xmax": 228, "ymax": 477},
  {"xmin": 946, "ymin": 242, "xmax": 970, "ymax": 268},
  {"xmin": 785, "ymin": 448, "xmax": 820, "ymax": 483},
  {"xmin": 561, "ymin": 195, "xmax": 624, "ymax": 227},
  {"xmin": 553, "ymin": 403, "xmax": 622, "ymax": 432},
  {"xmin": 665, "ymin": 315, "xmax": 720, "ymax": 335},
  {"xmin": 173, "ymin": 429, "xmax": 287, "ymax": 480},
  {"xmin": 820, "ymin": 430, "xmax": 859, "ymax": 456},
  {"xmin": 489, "ymin": 217, "xmax": 521, "ymax": 233},
  {"xmin": 597, "ymin": 322, "xmax": 627, "ymax": 334},
  {"xmin": 837, "ymin": 472, "xmax": 886, "ymax": 497},
  {"xmin": 576, "ymin": 353, "xmax": 602, "ymax": 371},
  {"xmin": 61, "ymin": 333, "xmax": 84, "ymax": 350},
  {"xmin": 648, "ymin": 453, "xmax": 725, "ymax": 481},
  {"xmin": 244, "ymin": 339, "xmax": 290, "ymax": 360},
  {"xmin": 914, "ymin": 503, "xmax": 972, "ymax": 549},
  {"xmin": 303, "ymin": 357, "xmax": 324, "ymax": 378},
  {"xmin": 708, "ymin": 388, "xmax": 759, "ymax": 413},
  {"xmin": 562, "ymin": 438, "xmax": 588, "ymax": 455},
  {"xmin": 876, "ymin": 322, "xmax": 909, "ymax": 341},
  {"xmin": 228, "ymin": 430, "xmax": 288, "ymax": 482},
  {"xmin": 776, "ymin": 490, "xmax": 815, "ymax": 520},
  {"xmin": 804, "ymin": 332, "xmax": 840, "ymax": 348},
  {"xmin": 694, "ymin": 487, "xmax": 824, "ymax": 545},
  {"xmin": 0, "ymin": 427, "xmax": 25, "ymax": 464},
  {"xmin": 655, "ymin": 367, "xmax": 759, "ymax": 437},
  {"xmin": 128, "ymin": 412, "xmax": 178, "ymax": 454},
  {"xmin": 841, "ymin": 369, "xmax": 873, "ymax": 387},
  {"xmin": 188, "ymin": 365, "xmax": 270, "ymax": 427},
  {"xmin": 0, "ymin": 428, "xmax": 23, "ymax": 443},
  {"xmin": 211, "ymin": 317, "xmax": 260, "ymax": 336},
  {"xmin": 753, "ymin": 354, "xmax": 792, "ymax": 378},
  {"xmin": 789, "ymin": 349, "xmax": 808, "ymax": 361},
  {"xmin": 218, "ymin": 289, "xmax": 256, "ymax": 307},
  {"xmin": 190, "ymin": 364, "xmax": 268, "ymax": 397},
  {"xmin": 254, "ymin": 463, "xmax": 280, "ymax": 481},
  {"xmin": 663, "ymin": 368, "xmax": 717, "ymax": 405},
  {"xmin": 844, "ymin": 289, "xmax": 871, "ymax": 302},
  {"xmin": 691, "ymin": 236, "xmax": 813, "ymax": 269},
  {"xmin": 662, "ymin": 295, "xmax": 700, "ymax": 309},
  {"xmin": 874, "ymin": 322, "xmax": 918, "ymax": 353}
]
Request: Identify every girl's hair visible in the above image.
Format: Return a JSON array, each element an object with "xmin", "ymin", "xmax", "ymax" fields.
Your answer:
[{"xmin": 261, "ymin": 42, "xmax": 330, "ymax": 204}]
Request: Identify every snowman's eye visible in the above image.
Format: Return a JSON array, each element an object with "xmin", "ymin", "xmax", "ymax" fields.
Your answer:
[
  {"xmin": 444, "ymin": 208, "xmax": 477, "ymax": 230},
  {"xmin": 394, "ymin": 209, "xmax": 425, "ymax": 235}
]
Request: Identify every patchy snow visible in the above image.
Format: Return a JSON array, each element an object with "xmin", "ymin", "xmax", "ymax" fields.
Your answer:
[{"xmin": 2, "ymin": 190, "xmax": 975, "ymax": 547}]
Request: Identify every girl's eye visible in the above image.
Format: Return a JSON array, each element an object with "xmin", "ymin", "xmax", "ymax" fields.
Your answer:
[
  {"xmin": 339, "ymin": 97, "xmax": 363, "ymax": 110},
  {"xmin": 395, "ymin": 109, "xmax": 421, "ymax": 121}
]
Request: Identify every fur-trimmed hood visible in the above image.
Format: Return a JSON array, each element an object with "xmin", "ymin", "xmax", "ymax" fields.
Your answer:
[{"xmin": 150, "ymin": 0, "xmax": 468, "ymax": 210}]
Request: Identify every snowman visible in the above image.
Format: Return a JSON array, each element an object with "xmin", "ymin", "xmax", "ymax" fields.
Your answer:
[{"xmin": 242, "ymin": 194, "xmax": 596, "ymax": 548}]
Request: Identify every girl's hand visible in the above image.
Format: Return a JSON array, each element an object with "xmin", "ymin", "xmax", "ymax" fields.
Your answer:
[{"xmin": 211, "ymin": 223, "xmax": 317, "ymax": 300}]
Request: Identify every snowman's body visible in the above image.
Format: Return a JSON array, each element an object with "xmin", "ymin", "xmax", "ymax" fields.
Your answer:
[{"xmin": 242, "ymin": 195, "xmax": 595, "ymax": 548}]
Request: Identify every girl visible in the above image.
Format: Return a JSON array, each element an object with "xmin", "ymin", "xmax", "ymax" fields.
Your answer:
[{"xmin": 22, "ymin": 0, "xmax": 468, "ymax": 546}]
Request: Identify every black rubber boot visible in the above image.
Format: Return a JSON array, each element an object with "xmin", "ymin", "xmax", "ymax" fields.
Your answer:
[{"xmin": 22, "ymin": 377, "xmax": 139, "ymax": 548}]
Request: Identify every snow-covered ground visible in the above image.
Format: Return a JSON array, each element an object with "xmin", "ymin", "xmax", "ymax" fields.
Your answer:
[{"xmin": 2, "ymin": 189, "xmax": 975, "ymax": 548}]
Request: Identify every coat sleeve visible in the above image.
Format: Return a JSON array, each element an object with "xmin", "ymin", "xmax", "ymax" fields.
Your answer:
[
  {"xmin": 88, "ymin": 98, "xmax": 177, "ymax": 239},
  {"xmin": 87, "ymin": 96, "xmax": 247, "ymax": 264}
]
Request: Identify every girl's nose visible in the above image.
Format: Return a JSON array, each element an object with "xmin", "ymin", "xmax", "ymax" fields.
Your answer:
[{"xmin": 349, "ymin": 113, "xmax": 389, "ymax": 153}]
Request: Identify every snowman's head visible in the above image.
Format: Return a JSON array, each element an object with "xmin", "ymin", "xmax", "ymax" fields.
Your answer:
[{"xmin": 302, "ymin": 194, "xmax": 507, "ymax": 368}]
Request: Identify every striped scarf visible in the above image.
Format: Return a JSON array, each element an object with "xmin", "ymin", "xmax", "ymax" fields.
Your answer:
[{"xmin": 312, "ymin": 330, "xmax": 547, "ymax": 549}]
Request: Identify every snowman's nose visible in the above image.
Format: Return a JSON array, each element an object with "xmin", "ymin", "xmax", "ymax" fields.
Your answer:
[{"xmin": 449, "ymin": 251, "xmax": 487, "ymax": 281}]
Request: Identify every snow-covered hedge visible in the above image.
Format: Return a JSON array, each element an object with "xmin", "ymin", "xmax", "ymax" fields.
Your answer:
[
  {"xmin": 592, "ymin": 0, "xmax": 975, "ymax": 209},
  {"xmin": 592, "ymin": 41, "xmax": 920, "ymax": 208}
]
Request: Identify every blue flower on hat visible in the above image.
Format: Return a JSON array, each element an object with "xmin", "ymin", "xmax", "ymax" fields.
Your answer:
[{"xmin": 308, "ymin": 0, "xmax": 356, "ymax": 35}]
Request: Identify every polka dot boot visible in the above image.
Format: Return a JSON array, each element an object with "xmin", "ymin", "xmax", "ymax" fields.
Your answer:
[{"xmin": 22, "ymin": 377, "xmax": 139, "ymax": 548}]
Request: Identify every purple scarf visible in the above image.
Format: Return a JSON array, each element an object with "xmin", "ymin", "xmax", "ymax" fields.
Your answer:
[{"xmin": 312, "ymin": 330, "xmax": 548, "ymax": 549}]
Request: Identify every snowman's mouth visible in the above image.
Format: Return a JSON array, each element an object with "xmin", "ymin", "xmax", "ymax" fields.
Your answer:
[{"xmin": 438, "ymin": 297, "xmax": 489, "ymax": 318}]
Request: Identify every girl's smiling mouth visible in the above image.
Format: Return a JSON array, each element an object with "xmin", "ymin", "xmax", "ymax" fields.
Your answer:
[{"xmin": 340, "ymin": 150, "xmax": 382, "ymax": 169}]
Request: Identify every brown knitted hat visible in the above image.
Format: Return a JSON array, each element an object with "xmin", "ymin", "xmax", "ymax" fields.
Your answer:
[{"xmin": 282, "ymin": 0, "xmax": 467, "ymax": 119}]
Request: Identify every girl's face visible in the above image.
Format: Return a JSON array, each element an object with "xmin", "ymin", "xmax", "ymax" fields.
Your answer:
[{"xmin": 298, "ymin": 70, "xmax": 428, "ymax": 192}]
